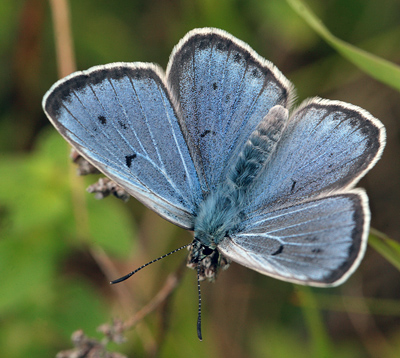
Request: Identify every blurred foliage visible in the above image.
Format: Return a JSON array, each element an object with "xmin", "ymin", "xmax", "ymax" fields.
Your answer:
[
  {"xmin": 1, "ymin": 0, "xmax": 400, "ymax": 357},
  {"xmin": 369, "ymin": 229, "xmax": 400, "ymax": 272},
  {"xmin": 287, "ymin": 0, "xmax": 400, "ymax": 91}
]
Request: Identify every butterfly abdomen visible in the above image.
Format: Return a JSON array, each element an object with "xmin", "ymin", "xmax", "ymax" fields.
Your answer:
[{"xmin": 227, "ymin": 105, "xmax": 288, "ymax": 192}]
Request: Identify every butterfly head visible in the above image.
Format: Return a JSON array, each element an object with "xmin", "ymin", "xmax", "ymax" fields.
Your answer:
[{"xmin": 187, "ymin": 238, "xmax": 230, "ymax": 282}]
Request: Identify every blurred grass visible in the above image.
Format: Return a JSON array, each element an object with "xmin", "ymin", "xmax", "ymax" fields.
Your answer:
[
  {"xmin": 287, "ymin": 0, "xmax": 400, "ymax": 92},
  {"xmin": 369, "ymin": 229, "xmax": 400, "ymax": 272},
  {"xmin": 0, "ymin": 0, "xmax": 399, "ymax": 357}
]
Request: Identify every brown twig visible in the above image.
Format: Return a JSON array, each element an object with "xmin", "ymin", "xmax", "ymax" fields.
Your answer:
[
  {"xmin": 90, "ymin": 246, "xmax": 137, "ymax": 315},
  {"xmin": 48, "ymin": 0, "xmax": 76, "ymax": 77}
]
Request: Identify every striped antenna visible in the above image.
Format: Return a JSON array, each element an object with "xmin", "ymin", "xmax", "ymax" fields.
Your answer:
[
  {"xmin": 196, "ymin": 264, "xmax": 203, "ymax": 341},
  {"xmin": 110, "ymin": 243, "xmax": 191, "ymax": 284}
]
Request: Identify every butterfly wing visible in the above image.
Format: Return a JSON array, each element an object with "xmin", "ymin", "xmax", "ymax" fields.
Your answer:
[
  {"xmin": 218, "ymin": 191, "xmax": 369, "ymax": 286},
  {"xmin": 43, "ymin": 63, "xmax": 203, "ymax": 229},
  {"xmin": 167, "ymin": 28, "xmax": 294, "ymax": 192},
  {"xmin": 247, "ymin": 98, "xmax": 386, "ymax": 213},
  {"xmin": 218, "ymin": 98, "xmax": 385, "ymax": 285}
]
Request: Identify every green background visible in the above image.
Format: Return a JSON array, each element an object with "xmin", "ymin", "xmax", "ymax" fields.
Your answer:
[{"xmin": 1, "ymin": 0, "xmax": 400, "ymax": 357}]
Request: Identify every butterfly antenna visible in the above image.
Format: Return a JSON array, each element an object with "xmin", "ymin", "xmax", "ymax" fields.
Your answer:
[
  {"xmin": 196, "ymin": 263, "xmax": 203, "ymax": 341},
  {"xmin": 110, "ymin": 243, "xmax": 191, "ymax": 284}
]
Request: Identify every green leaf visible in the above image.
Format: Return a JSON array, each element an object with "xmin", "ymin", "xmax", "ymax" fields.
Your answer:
[
  {"xmin": 286, "ymin": 0, "xmax": 400, "ymax": 92},
  {"xmin": 369, "ymin": 228, "xmax": 400, "ymax": 272}
]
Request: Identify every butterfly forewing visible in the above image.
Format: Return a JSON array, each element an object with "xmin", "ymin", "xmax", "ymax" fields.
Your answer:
[
  {"xmin": 246, "ymin": 98, "xmax": 386, "ymax": 214},
  {"xmin": 167, "ymin": 28, "xmax": 294, "ymax": 192},
  {"xmin": 43, "ymin": 63, "xmax": 203, "ymax": 229}
]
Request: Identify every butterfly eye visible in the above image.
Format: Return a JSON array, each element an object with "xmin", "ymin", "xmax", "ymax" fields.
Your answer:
[{"xmin": 202, "ymin": 247, "xmax": 213, "ymax": 256}]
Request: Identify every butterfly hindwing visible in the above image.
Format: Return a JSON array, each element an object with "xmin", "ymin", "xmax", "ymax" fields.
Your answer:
[
  {"xmin": 218, "ymin": 191, "xmax": 369, "ymax": 286},
  {"xmin": 43, "ymin": 63, "xmax": 203, "ymax": 229}
]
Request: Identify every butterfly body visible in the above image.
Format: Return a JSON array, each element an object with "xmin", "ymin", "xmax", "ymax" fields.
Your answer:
[{"xmin": 191, "ymin": 105, "xmax": 289, "ymax": 279}]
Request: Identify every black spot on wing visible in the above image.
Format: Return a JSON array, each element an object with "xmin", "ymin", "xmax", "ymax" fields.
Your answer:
[
  {"xmin": 200, "ymin": 130, "xmax": 216, "ymax": 138},
  {"xmin": 271, "ymin": 245, "xmax": 284, "ymax": 256},
  {"xmin": 251, "ymin": 68, "xmax": 261, "ymax": 78},
  {"xmin": 98, "ymin": 115, "xmax": 107, "ymax": 125},
  {"xmin": 119, "ymin": 120, "xmax": 127, "ymax": 129},
  {"xmin": 233, "ymin": 53, "xmax": 242, "ymax": 63},
  {"xmin": 213, "ymin": 82, "xmax": 218, "ymax": 90},
  {"xmin": 311, "ymin": 248, "xmax": 323, "ymax": 254},
  {"xmin": 216, "ymin": 40, "xmax": 229, "ymax": 52},
  {"xmin": 125, "ymin": 154, "xmax": 137, "ymax": 168},
  {"xmin": 198, "ymin": 38, "xmax": 210, "ymax": 50}
]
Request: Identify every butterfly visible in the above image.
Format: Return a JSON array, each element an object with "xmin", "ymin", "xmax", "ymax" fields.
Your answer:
[{"xmin": 43, "ymin": 27, "xmax": 385, "ymax": 339}]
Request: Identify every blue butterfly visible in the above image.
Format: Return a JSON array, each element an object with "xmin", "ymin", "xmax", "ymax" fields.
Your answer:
[{"xmin": 43, "ymin": 28, "xmax": 385, "ymax": 338}]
